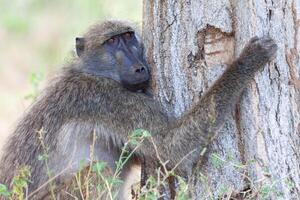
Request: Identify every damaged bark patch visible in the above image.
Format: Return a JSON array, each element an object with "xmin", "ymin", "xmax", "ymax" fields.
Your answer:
[
  {"xmin": 202, "ymin": 25, "xmax": 235, "ymax": 67},
  {"xmin": 188, "ymin": 25, "xmax": 235, "ymax": 72}
]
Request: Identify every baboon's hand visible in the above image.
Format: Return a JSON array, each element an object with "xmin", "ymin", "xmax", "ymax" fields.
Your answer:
[{"xmin": 238, "ymin": 36, "xmax": 278, "ymax": 71}]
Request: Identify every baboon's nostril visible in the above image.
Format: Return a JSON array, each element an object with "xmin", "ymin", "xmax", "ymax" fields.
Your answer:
[{"xmin": 135, "ymin": 67, "xmax": 145, "ymax": 73}]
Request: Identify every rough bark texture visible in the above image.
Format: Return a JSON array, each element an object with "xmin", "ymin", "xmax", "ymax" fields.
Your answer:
[{"xmin": 143, "ymin": 0, "xmax": 300, "ymax": 199}]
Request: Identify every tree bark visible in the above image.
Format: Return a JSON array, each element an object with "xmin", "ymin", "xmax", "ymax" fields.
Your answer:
[{"xmin": 143, "ymin": 0, "xmax": 300, "ymax": 199}]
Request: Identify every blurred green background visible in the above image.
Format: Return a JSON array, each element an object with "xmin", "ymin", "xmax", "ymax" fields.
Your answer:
[{"xmin": 0, "ymin": 0, "xmax": 142, "ymax": 148}]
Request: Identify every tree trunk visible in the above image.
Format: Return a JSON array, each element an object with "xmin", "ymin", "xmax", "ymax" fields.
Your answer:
[{"xmin": 143, "ymin": 0, "xmax": 300, "ymax": 199}]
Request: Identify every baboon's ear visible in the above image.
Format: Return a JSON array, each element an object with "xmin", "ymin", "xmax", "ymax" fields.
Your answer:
[{"xmin": 76, "ymin": 37, "xmax": 85, "ymax": 57}]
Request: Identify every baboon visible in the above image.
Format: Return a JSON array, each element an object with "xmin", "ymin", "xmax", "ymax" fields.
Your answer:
[{"xmin": 0, "ymin": 20, "xmax": 277, "ymax": 199}]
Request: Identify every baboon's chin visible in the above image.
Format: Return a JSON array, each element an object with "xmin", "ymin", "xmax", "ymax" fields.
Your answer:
[{"xmin": 123, "ymin": 80, "xmax": 149, "ymax": 92}]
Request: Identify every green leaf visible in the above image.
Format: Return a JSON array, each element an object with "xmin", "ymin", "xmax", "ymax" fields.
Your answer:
[
  {"xmin": 13, "ymin": 179, "xmax": 27, "ymax": 188},
  {"xmin": 37, "ymin": 153, "xmax": 49, "ymax": 161},
  {"xmin": 210, "ymin": 153, "xmax": 225, "ymax": 168},
  {"xmin": 92, "ymin": 162, "xmax": 107, "ymax": 174},
  {"xmin": 106, "ymin": 177, "xmax": 123, "ymax": 187},
  {"xmin": 129, "ymin": 129, "xmax": 151, "ymax": 145},
  {"xmin": 260, "ymin": 184, "xmax": 271, "ymax": 198},
  {"xmin": 0, "ymin": 184, "xmax": 10, "ymax": 197}
]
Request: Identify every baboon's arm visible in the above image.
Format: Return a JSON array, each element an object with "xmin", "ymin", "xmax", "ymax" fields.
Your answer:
[{"xmin": 107, "ymin": 36, "xmax": 278, "ymax": 174}]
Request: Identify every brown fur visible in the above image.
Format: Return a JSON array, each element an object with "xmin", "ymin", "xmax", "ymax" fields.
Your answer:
[
  {"xmin": 0, "ymin": 21, "xmax": 277, "ymax": 199},
  {"xmin": 83, "ymin": 20, "xmax": 137, "ymax": 51}
]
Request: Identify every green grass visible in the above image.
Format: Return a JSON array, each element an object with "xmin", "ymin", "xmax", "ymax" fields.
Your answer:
[{"xmin": 0, "ymin": 128, "xmax": 294, "ymax": 199}]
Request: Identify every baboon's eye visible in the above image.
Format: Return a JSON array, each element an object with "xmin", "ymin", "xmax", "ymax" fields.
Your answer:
[
  {"xmin": 107, "ymin": 37, "xmax": 119, "ymax": 46},
  {"xmin": 124, "ymin": 32, "xmax": 134, "ymax": 41}
]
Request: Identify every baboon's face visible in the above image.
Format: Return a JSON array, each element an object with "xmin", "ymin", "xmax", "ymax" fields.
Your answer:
[
  {"xmin": 76, "ymin": 31, "xmax": 150, "ymax": 92},
  {"xmin": 102, "ymin": 31, "xmax": 150, "ymax": 91}
]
